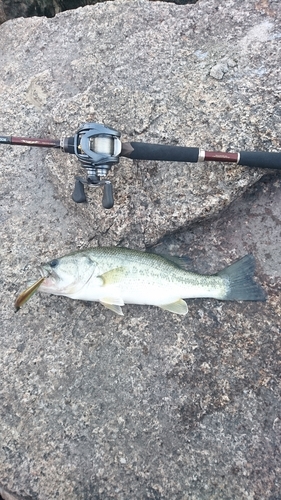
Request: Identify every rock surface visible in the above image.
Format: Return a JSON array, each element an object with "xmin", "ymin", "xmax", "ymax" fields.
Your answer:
[
  {"xmin": 0, "ymin": 0, "xmax": 280, "ymax": 247},
  {"xmin": 1, "ymin": 164, "xmax": 281, "ymax": 500},
  {"xmin": 0, "ymin": 0, "xmax": 280, "ymax": 499},
  {"xmin": 0, "ymin": 0, "xmax": 198, "ymax": 22}
]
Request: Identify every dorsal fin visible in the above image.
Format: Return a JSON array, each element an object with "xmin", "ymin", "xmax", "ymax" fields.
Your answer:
[{"xmin": 146, "ymin": 249, "xmax": 191, "ymax": 270}]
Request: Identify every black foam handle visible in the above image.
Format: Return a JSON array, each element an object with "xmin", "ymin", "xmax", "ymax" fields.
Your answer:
[
  {"xmin": 128, "ymin": 142, "xmax": 199, "ymax": 162},
  {"xmin": 239, "ymin": 151, "xmax": 281, "ymax": 170}
]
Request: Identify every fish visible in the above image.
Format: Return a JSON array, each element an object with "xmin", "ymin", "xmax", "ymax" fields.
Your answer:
[
  {"xmin": 15, "ymin": 276, "xmax": 45, "ymax": 311},
  {"xmin": 19, "ymin": 247, "xmax": 266, "ymax": 315}
]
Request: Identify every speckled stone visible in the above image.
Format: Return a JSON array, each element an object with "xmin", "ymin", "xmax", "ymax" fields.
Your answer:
[
  {"xmin": 1, "ymin": 171, "xmax": 281, "ymax": 499},
  {"xmin": 0, "ymin": 0, "xmax": 280, "ymax": 499},
  {"xmin": 0, "ymin": 0, "xmax": 280, "ymax": 247}
]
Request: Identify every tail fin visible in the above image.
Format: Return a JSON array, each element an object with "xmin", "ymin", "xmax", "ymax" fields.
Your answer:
[{"xmin": 218, "ymin": 254, "xmax": 266, "ymax": 301}]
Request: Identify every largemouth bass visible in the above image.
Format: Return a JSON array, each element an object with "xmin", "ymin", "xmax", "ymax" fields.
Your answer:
[{"xmin": 16, "ymin": 247, "xmax": 266, "ymax": 315}]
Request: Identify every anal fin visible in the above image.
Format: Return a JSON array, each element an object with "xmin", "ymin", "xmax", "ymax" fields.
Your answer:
[
  {"xmin": 100, "ymin": 296, "xmax": 125, "ymax": 316},
  {"xmin": 100, "ymin": 302, "xmax": 124, "ymax": 316},
  {"xmin": 159, "ymin": 299, "xmax": 188, "ymax": 315}
]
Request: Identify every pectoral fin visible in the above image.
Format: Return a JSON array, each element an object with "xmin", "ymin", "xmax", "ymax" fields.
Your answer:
[
  {"xmin": 160, "ymin": 299, "xmax": 188, "ymax": 315},
  {"xmin": 98, "ymin": 270, "xmax": 126, "ymax": 315},
  {"xmin": 100, "ymin": 267, "xmax": 126, "ymax": 285}
]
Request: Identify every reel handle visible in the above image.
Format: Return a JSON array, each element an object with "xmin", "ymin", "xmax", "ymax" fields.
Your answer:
[
  {"xmin": 102, "ymin": 181, "xmax": 114, "ymax": 209},
  {"xmin": 72, "ymin": 177, "xmax": 114, "ymax": 208},
  {"xmin": 72, "ymin": 178, "xmax": 86, "ymax": 203}
]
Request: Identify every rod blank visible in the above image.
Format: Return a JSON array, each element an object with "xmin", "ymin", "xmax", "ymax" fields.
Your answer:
[{"xmin": 0, "ymin": 135, "xmax": 60, "ymax": 148}]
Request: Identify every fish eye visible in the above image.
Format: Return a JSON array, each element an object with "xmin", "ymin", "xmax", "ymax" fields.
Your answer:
[{"xmin": 49, "ymin": 259, "xmax": 59, "ymax": 268}]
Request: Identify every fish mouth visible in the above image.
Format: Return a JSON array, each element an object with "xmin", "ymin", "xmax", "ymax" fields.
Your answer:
[
  {"xmin": 38, "ymin": 265, "xmax": 57, "ymax": 288},
  {"xmin": 39, "ymin": 265, "xmax": 51, "ymax": 279},
  {"xmin": 37, "ymin": 265, "xmax": 60, "ymax": 292}
]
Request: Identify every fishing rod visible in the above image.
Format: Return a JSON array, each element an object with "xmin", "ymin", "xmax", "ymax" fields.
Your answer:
[{"xmin": 1, "ymin": 122, "xmax": 280, "ymax": 209}]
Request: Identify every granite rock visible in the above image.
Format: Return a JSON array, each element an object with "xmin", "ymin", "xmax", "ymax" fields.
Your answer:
[
  {"xmin": 0, "ymin": 0, "xmax": 198, "ymax": 22},
  {"xmin": 0, "ymin": 0, "xmax": 280, "ymax": 247},
  {"xmin": 0, "ymin": 1, "xmax": 280, "ymax": 499},
  {"xmin": 1, "ymin": 168, "xmax": 281, "ymax": 500}
]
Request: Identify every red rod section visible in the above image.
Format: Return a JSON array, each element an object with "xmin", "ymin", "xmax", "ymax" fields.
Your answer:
[
  {"xmin": 11, "ymin": 136, "xmax": 60, "ymax": 148},
  {"xmin": 204, "ymin": 151, "xmax": 238, "ymax": 162}
]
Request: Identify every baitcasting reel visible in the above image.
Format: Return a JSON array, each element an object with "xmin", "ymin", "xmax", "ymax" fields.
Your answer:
[
  {"xmin": 61, "ymin": 123, "xmax": 122, "ymax": 209},
  {"xmin": 1, "ymin": 121, "xmax": 281, "ymax": 209}
]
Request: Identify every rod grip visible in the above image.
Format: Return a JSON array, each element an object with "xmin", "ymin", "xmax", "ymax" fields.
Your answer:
[
  {"xmin": 127, "ymin": 142, "xmax": 199, "ymax": 163},
  {"xmin": 238, "ymin": 151, "xmax": 281, "ymax": 170}
]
